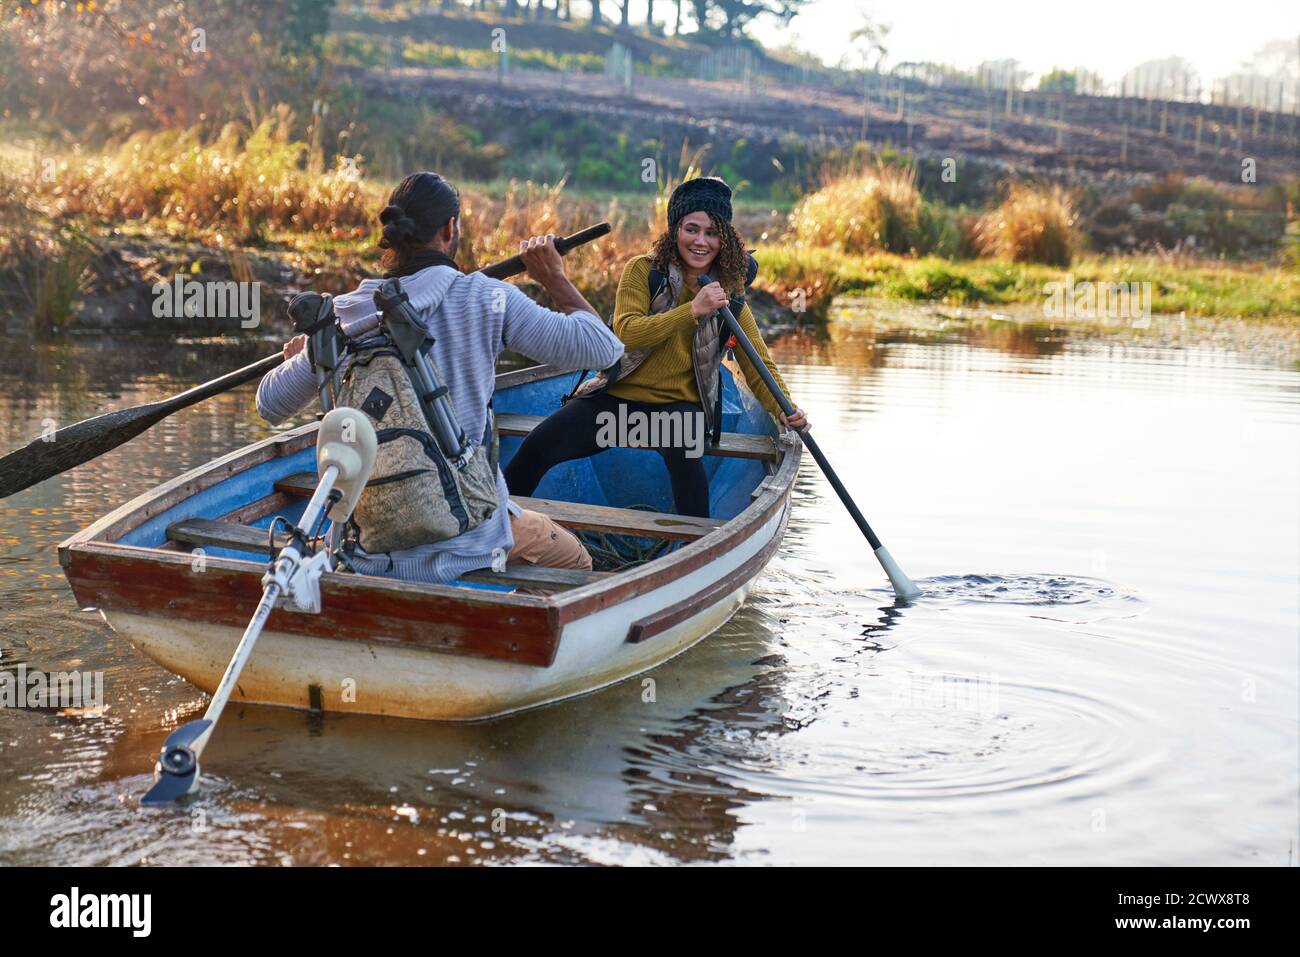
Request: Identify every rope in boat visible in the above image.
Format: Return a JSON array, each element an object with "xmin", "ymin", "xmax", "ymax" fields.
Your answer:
[{"xmin": 576, "ymin": 504, "xmax": 678, "ymax": 572}]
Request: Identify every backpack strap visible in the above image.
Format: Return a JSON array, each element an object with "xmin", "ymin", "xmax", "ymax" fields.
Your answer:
[{"xmin": 649, "ymin": 267, "xmax": 669, "ymax": 304}]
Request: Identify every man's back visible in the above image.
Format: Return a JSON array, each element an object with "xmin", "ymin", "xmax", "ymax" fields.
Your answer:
[{"xmin": 255, "ymin": 262, "xmax": 622, "ymax": 583}]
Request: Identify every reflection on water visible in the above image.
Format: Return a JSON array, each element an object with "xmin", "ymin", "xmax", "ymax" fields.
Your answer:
[{"xmin": 0, "ymin": 313, "xmax": 1296, "ymax": 866}]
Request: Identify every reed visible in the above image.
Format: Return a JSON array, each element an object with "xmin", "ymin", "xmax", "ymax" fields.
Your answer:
[{"xmin": 30, "ymin": 228, "xmax": 96, "ymax": 338}]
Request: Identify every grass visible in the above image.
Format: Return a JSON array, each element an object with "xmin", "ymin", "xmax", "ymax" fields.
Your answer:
[
  {"xmin": 755, "ymin": 245, "xmax": 1300, "ymax": 319},
  {"xmin": 4, "ymin": 123, "xmax": 1295, "ymax": 331},
  {"xmin": 27, "ymin": 112, "xmax": 378, "ymax": 245}
]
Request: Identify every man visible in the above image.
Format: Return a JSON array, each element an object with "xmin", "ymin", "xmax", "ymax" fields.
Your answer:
[{"xmin": 256, "ymin": 170, "xmax": 623, "ymax": 583}]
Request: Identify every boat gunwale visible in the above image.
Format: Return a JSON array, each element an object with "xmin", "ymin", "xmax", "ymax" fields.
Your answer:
[{"xmin": 57, "ymin": 364, "xmax": 802, "ymax": 621}]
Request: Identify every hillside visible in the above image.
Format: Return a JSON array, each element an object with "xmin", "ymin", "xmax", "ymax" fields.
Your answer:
[{"xmin": 333, "ymin": 9, "xmax": 1300, "ymax": 188}]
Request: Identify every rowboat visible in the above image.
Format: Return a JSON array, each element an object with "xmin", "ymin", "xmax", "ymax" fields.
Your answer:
[{"xmin": 58, "ymin": 363, "xmax": 800, "ymax": 721}]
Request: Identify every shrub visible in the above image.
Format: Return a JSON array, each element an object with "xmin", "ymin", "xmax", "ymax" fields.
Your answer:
[
  {"xmin": 970, "ymin": 183, "xmax": 1077, "ymax": 266},
  {"xmin": 790, "ymin": 164, "xmax": 926, "ymax": 255}
]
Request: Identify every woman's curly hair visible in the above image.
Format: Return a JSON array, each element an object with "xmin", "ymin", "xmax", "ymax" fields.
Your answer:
[{"xmin": 650, "ymin": 214, "xmax": 748, "ymax": 296}]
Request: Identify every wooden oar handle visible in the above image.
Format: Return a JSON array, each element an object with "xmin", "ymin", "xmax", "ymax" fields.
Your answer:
[{"xmin": 477, "ymin": 222, "xmax": 611, "ymax": 280}]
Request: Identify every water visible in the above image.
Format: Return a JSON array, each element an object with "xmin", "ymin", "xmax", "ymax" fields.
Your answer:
[{"xmin": 0, "ymin": 319, "xmax": 1295, "ymax": 866}]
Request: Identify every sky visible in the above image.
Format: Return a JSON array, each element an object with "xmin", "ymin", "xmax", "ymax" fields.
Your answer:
[{"xmin": 632, "ymin": 1, "xmax": 1300, "ymax": 85}]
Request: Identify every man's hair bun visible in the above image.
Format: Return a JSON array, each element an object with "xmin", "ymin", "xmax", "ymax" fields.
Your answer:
[{"xmin": 378, "ymin": 204, "xmax": 418, "ymax": 248}]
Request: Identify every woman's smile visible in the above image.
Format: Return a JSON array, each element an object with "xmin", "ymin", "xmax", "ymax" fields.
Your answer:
[{"xmin": 676, "ymin": 210, "xmax": 721, "ymax": 270}]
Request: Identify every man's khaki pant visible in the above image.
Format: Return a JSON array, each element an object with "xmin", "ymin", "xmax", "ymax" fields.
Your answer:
[{"xmin": 507, "ymin": 508, "xmax": 593, "ymax": 571}]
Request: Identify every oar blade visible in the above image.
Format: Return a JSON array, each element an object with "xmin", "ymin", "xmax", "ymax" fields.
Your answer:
[{"xmin": 0, "ymin": 402, "xmax": 168, "ymax": 499}]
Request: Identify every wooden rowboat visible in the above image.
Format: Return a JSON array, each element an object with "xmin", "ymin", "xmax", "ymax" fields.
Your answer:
[{"xmin": 58, "ymin": 364, "xmax": 800, "ymax": 721}]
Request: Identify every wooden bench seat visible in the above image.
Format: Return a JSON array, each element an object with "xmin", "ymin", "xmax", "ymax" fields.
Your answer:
[
  {"xmin": 164, "ymin": 517, "xmax": 610, "ymax": 591},
  {"xmin": 495, "ymin": 412, "xmax": 778, "ymax": 462},
  {"xmin": 273, "ymin": 472, "xmax": 723, "ymax": 542}
]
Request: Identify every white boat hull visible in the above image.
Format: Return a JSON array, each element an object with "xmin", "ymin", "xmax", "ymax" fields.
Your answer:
[{"xmin": 105, "ymin": 504, "xmax": 788, "ymax": 721}]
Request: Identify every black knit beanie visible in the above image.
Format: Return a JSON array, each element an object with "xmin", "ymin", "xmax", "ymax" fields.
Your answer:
[{"xmin": 667, "ymin": 177, "xmax": 733, "ymax": 236}]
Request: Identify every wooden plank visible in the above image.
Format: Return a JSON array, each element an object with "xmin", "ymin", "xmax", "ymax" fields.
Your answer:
[
  {"xmin": 63, "ymin": 545, "xmax": 561, "ymax": 667},
  {"xmin": 218, "ymin": 490, "xmax": 295, "ymax": 526},
  {"xmin": 509, "ymin": 496, "xmax": 722, "ymax": 541},
  {"xmin": 273, "ymin": 473, "xmax": 723, "ymax": 541},
  {"xmin": 164, "ymin": 517, "xmax": 610, "ymax": 590},
  {"xmin": 59, "ymin": 424, "xmax": 316, "ymax": 549},
  {"xmin": 494, "ymin": 412, "xmax": 778, "ymax": 462}
]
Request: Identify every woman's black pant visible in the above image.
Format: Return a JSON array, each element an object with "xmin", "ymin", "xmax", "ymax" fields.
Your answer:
[{"xmin": 503, "ymin": 391, "xmax": 710, "ymax": 518}]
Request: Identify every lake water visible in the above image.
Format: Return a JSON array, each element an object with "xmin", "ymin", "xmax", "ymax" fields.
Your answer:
[{"xmin": 0, "ymin": 316, "xmax": 1296, "ymax": 866}]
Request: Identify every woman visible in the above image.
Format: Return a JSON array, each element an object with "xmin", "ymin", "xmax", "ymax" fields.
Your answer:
[{"xmin": 505, "ymin": 176, "xmax": 808, "ymax": 518}]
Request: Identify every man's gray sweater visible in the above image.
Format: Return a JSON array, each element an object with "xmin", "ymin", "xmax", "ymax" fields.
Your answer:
[{"xmin": 256, "ymin": 264, "xmax": 623, "ymax": 583}]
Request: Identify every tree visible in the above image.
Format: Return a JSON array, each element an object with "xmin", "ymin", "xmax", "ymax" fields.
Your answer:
[
  {"xmin": 707, "ymin": 0, "xmax": 810, "ymax": 39},
  {"xmin": 848, "ymin": 9, "xmax": 890, "ymax": 72},
  {"xmin": 691, "ymin": 0, "xmax": 709, "ymax": 31},
  {"xmin": 1, "ymin": 0, "xmax": 338, "ymax": 130},
  {"xmin": 1037, "ymin": 68, "xmax": 1076, "ymax": 94},
  {"xmin": 590, "ymin": 0, "xmax": 604, "ymax": 25}
]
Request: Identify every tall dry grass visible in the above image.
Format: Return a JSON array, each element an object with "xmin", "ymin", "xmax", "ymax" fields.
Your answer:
[
  {"xmin": 969, "ymin": 183, "xmax": 1078, "ymax": 266},
  {"xmin": 33, "ymin": 109, "xmax": 379, "ymax": 244},
  {"xmin": 789, "ymin": 164, "xmax": 926, "ymax": 255},
  {"xmin": 456, "ymin": 179, "xmax": 644, "ymax": 318},
  {"xmin": 0, "ymin": 173, "xmax": 97, "ymax": 337}
]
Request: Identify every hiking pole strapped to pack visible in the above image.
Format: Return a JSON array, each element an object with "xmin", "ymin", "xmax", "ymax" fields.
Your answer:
[
  {"xmin": 289, "ymin": 292, "xmax": 345, "ymax": 414},
  {"xmin": 372, "ymin": 278, "xmax": 471, "ymax": 466}
]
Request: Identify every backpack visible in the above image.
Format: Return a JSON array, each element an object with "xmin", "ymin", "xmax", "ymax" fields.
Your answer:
[{"xmin": 331, "ymin": 280, "xmax": 500, "ymax": 554}]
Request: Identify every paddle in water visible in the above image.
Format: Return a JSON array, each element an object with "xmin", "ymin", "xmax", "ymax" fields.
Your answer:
[
  {"xmin": 0, "ymin": 222, "xmax": 612, "ymax": 500},
  {"xmin": 699, "ymin": 272, "xmax": 922, "ymax": 601},
  {"xmin": 142, "ymin": 407, "xmax": 377, "ymax": 805}
]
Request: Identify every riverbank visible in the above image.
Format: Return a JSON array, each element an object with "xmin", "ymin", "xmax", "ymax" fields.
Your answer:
[
  {"xmin": 756, "ymin": 246, "xmax": 1300, "ymax": 321},
  {"xmin": 2, "ymin": 128, "xmax": 1294, "ymax": 338}
]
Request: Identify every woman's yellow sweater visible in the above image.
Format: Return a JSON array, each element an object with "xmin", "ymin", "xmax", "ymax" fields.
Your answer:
[{"xmin": 607, "ymin": 255, "xmax": 792, "ymax": 418}]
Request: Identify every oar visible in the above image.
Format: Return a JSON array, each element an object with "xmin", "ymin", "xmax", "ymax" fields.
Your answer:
[
  {"xmin": 0, "ymin": 221, "xmax": 612, "ymax": 499},
  {"xmin": 699, "ymin": 272, "xmax": 922, "ymax": 601}
]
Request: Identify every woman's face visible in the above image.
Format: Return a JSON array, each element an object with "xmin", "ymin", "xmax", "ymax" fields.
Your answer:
[{"xmin": 675, "ymin": 211, "xmax": 721, "ymax": 272}]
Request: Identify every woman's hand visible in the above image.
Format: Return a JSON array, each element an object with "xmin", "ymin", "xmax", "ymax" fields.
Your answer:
[
  {"xmin": 691, "ymin": 281, "xmax": 729, "ymax": 318},
  {"xmin": 283, "ymin": 334, "xmax": 307, "ymax": 361},
  {"xmin": 780, "ymin": 409, "xmax": 810, "ymax": 432}
]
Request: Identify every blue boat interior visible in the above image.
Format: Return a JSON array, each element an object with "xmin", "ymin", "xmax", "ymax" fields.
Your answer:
[{"xmin": 117, "ymin": 367, "xmax": 777, "ymax": 581}]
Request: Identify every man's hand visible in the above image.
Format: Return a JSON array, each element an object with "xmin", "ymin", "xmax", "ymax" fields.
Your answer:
[
  {"xmin": 691, "ymin": 281, "xmax": 729, "ymax": 318},
  {"xmin": 520, "ymin": 234, "xmax": 564, "ymax": 286},
  {"xmin": 283, "ymin": 334, "xmax": 307, "ymax": 361},
  {"xmin": 780, "ymin": 408, "xmax": 809, "ymax": 432},
  {"xmin": 517, "ymin": 233, "xmax": 600, "ymax": 319}
]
